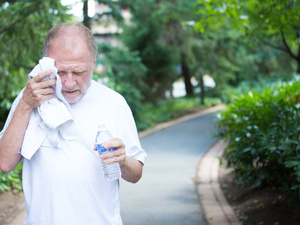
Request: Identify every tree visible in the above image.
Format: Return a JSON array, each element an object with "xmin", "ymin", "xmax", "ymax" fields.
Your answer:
[
  {"xmin": 82, "ymin": 0, "xmax": 132, "ymax": 29},
  {"xmin": 83, "ymin": 0, "xmax": 91, "ymax": 29},
  {"xmin": 121, "ymin": 0, "xmax": 179, "ymax": 102},
  {"xmin": 195, "ymin": 0, "xmax": 300, "ymax": 73},
  {"xmin": 156, "ymin": 0, "xmax": 199, "ymax": 97},
  {"xmin": 0, "ymin": 0, "xmax": 70, "ymax": 122}
]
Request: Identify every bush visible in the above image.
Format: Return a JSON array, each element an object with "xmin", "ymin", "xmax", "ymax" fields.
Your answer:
[
  {"xmin": 216, "ymin": 78, "xmax": 300, "ymax": 203},
  {"xmin": 0, "ymin": 161, "xmax": 22, "ymax": 193}
]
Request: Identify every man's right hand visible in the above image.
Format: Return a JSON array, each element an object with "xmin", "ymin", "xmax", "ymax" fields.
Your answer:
[{"xmin": 22, "ymin": 69, "xmax": 57, "ymax": 110}]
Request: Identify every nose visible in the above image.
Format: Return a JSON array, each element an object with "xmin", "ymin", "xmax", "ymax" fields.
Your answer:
[{"xmin": 62, "ymin": 72, "xmax": 76, "ymax": 90}]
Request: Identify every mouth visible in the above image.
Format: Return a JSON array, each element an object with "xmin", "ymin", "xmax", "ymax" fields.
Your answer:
[{"xmin": 62, "ymin": 90, "xmax": 80, "ymax": 97}]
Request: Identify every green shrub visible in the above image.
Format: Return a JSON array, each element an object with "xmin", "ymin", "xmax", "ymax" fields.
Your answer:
[
  {"xmin": 0, "ymin": 161, "xmax": 22, "ymax": 193},
  {"xmin": 216, "ymin": 78, "xmax": 300, "ymax": 202}
]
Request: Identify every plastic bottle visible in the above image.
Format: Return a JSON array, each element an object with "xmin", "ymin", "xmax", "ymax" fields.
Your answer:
[{"xmin": 95, "ymin": 124, "xmax": 121, "ymax": 181}]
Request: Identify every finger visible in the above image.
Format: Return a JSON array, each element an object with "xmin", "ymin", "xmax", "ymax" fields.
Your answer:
[
  {"xmin": 32, "ymin": 69, "xmax": 53, "ymax": 82},
  {"xmin": 103, "ymin": 157, "xmax": 120, "ymax": 165},
  {"xmin": 102, "ymin": 152, "xmax": 126, "ymax": 165},
  {"xmin": 102, "ymin": 138, "xmax": 124, "ymax": 150},
  {"xmin": 100, "ymin": 147, "xmax": 126, "ymax": 163},
  {"xmin": 40, "ymin": 86, "xmax": 55, "ymax": 95},
  {"xmin": 101, "ymin": 147, "xmax": 125, "ymax": 158},
  {"xmin": 39, "ymin": 78, "xmax": 57, "ymax": 89}
]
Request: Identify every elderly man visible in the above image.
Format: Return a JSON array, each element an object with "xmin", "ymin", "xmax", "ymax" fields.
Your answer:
[{"xmin": 0, "ymin": 22, "xmax": 146, "ymax": 225}]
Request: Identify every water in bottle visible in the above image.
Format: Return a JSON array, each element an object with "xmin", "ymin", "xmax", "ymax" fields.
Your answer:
[{"xmin": 95, "ymin": 124, "xmax": 121, "ymax": 180}]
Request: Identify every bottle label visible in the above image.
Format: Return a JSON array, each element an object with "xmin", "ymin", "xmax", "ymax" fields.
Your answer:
[{"xmin": 96, "ymin": 144, "xmax": 116, "ymax": 154}]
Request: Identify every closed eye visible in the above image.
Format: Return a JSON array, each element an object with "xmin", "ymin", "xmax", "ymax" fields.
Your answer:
[
  {"xmin": 73, "ymin": 71, "xmax": 86, "ymax": 76},
  {"xmin": 58, "ymin": 71, "xmax": 67, "ymax": 76}
]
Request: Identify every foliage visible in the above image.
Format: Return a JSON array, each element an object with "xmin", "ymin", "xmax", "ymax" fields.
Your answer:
[
  {"xmin": 154, "ymin": 0, "xmax": 201, "ymax": 96},
  {"xmin": 191, "ymin": 21, "xmax": 295, "ymax": 100},
  {"xmin": 0, "ymin": 161, "xmax": 22, "ymax": 193},
  {"xmin": 121, "ymin": 0, "xmax": 179, "ymax": 102},
  {"xmin": 221, "ymin": 73, "xmax": 297, "ymax": 103},
  {"xmin": 195, "ymin": 0, "xmax": 300, "ymax": 73},
  {"xmin": 216, "ymin": 77, "xmax": 300, "ymax": 202}
]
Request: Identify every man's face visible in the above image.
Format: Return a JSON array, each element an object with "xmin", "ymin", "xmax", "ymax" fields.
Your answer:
[{"xmin": 48, "ymin": 37, "xmax": 95, "ymax": 104}]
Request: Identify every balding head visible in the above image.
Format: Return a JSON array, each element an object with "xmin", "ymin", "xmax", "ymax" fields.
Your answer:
[{"xmin": 42, "ymin": 22, "xmax": 98, "ymax": 61}]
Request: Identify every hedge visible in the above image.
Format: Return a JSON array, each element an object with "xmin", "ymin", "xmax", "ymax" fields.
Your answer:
[{"xmin": 216, "ymin": 79, "xmax": 300, "ymax": 203}]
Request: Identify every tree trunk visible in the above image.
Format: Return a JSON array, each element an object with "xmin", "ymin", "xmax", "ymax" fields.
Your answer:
[
  {"xmin": 181, "ymin": 54, "xmax": 193, "ymax": 96},
  {"xmin": 83, "ymin": 0, "xmax": 91, "ymax": 29},
  {"xmin": 297, "ymin": 45, "xmax": 300, "ymax": 74},
  {"xmin": 199, "ymin": 75, "xmax": 204, "ymax": 105}
]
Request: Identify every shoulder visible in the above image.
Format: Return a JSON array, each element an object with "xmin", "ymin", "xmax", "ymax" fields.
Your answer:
[{"xmin": 90, "ymin": 80, "xmax": 126, "ymax": 104}]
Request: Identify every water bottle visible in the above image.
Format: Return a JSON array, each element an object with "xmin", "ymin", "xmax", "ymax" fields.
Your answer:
[{"xmin": 95, "ymin": 124, "xmax": 121, "ymax": 181}]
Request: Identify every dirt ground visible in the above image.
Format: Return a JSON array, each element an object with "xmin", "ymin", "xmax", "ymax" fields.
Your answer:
[
  {"xmin": 219, "ymin": 164, "xmax": 300, "ymax": 225},
  {"xmin": 0, "ymin": 191, "xmax": 24, "ymax": 225}
]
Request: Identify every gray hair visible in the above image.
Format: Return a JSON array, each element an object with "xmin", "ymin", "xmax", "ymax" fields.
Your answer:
[{"xmin": 42, "ymin": 22, "xmax": 98, "ymax": 60}]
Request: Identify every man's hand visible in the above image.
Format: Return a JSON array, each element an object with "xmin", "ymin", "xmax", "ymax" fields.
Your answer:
[
  {"xmin": 94, "ymin": 138, "xmax": 127, "ymax": 166},
  {"xmin": 94, "ymin": 138, "xmax": 143, "ymax": 183},
  {"xmin": 22, "ymin": 69, "xmax": 56, "ymax": 110}
]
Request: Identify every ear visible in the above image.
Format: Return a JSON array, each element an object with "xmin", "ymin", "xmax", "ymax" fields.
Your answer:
[{"xmin": 93, "ymin": 60, "xmax": 96, "ymax": 69}]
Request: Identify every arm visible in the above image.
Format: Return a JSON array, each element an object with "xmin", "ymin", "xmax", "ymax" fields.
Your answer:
[
  {"xmin": 0, "ymin": 70, "xmax": 56, "ymax": 173},
  {"xmin": 100, "ymin": 138, "xmax": 143, "ymax": 183}
]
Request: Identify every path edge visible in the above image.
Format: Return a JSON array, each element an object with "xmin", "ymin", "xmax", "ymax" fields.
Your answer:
[{"xmin": 196, "ymin": 140, "xmax": 241, "ymax": 225}]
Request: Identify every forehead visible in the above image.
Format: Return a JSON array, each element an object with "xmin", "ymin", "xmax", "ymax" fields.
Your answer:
[{"xmin": 48, "ymin": 37, "xmax": 93, "ymax": 70}]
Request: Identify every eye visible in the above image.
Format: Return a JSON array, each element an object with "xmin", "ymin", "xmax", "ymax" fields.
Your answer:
[
  {"xmin": 58, "ymin": 71, "xmax": 67, "ymax": 76},
  {"xmin": 73, "ymin": 71, "xmax": 86, "ymax": 76}
]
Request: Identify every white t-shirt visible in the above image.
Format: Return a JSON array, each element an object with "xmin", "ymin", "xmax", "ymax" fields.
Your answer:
[{"xmin": 0, "ymin": 80, "xmax": 147, "ymax": 225}]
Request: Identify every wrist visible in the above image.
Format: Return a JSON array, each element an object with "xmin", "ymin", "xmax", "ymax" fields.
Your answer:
[
  {"xmin": 119, "ymin": 155, "xmax": 128, "ymax": 168},
  {"xmin": 18, "ymin": 98, "xmax": 34, "ymax": 113}
]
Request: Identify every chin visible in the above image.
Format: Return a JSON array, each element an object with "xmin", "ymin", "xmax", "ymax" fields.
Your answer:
[{"xmin": 64, "ymin": 95, "xmax": 82, "ymax": 104}]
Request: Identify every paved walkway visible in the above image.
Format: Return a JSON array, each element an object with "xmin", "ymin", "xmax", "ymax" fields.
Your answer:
[{"xmin": 7, "ymin": 104, "xmax": 241, "ymax": 225}]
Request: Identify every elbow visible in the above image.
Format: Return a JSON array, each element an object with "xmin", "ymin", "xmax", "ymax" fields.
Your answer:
[
  {"xmin": 130, "ymin": 174, "xmax": 142, "ymax": 184},
  {"xmin": 123, "ymin": 175, "xmax": 142, "ymax": 184},
  {"xmin": 0, "ymin": 163, "xmax": 14, "ymax": 173},
  {"xmin": 0, "ymin": 157, "xmax": 21, "ymax": 173}
]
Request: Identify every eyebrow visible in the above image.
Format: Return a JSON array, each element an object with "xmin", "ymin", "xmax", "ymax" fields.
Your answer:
[
  {"xmin": 74, "ymin": 69, "xmax": 87, "ymax": 73},
  {"xmin": 57, "ymin": 69, "xmax": 88, "ymax": 73}
]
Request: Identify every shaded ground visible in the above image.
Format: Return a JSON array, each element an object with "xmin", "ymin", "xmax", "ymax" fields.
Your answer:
[
  {"xmin": 219, "ymin": 163, "xmax": 300, "ymax": 225},
  {"xmin": 0, "ymin": 191, "xmax": 24, "ymax": 225}
]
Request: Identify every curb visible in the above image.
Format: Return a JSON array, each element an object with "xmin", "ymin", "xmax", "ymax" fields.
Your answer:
[{"xmin": 196, "ymin": 140, "xmax": 241, "ymax": 225}]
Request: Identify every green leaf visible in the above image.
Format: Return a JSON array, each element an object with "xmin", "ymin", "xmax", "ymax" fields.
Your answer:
[{"xmin": 285, "ymin": 161, "xmax": 300, "ymax": 168}]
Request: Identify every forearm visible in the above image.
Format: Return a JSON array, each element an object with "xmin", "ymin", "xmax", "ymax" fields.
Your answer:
[
  {"xmin": 120, "ymin": 156, "xmax": 143, "ymax": 183},
  {"xmin": 0, "ymin": 99, "xmax": 32, "ymax": 172}
]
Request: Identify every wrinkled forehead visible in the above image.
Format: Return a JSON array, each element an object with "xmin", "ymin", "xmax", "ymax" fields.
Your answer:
[{"xmin": 55, "ymin": 61, "xmax": 90, "ymax": 72}]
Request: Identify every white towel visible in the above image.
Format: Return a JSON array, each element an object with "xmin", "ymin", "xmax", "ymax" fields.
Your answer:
[{"xmin": 21, "ymin": 57, "xmax": 76, "ymax": 160}]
